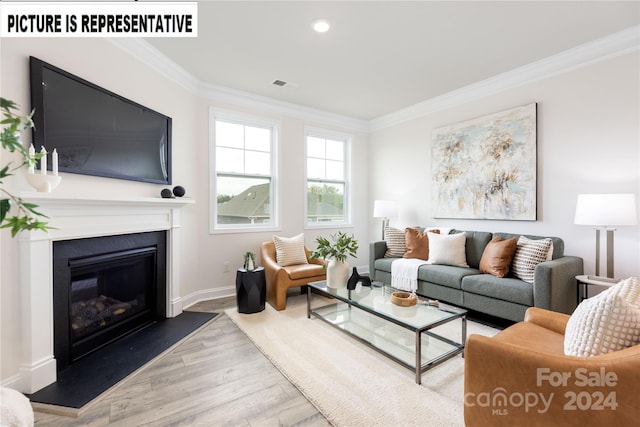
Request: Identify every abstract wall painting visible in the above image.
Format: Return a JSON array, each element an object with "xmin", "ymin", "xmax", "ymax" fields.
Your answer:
[{"xmin": 431, "ymin": 103, "xmax": 537, "ymax": 220}]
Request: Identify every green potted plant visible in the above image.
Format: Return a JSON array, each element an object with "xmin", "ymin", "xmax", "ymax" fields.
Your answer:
[
  {"xmin": 0, "ymin": 97, "xmax": 50, "ymax": 237},
  {"xmin": 311, "ymin": 231, "xmax": 358, "ymax": 288}
]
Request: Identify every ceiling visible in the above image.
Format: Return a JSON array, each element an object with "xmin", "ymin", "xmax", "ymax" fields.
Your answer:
[{"xmin": 146, "ymin": 1, "xmax": 640, "ymax": 120}]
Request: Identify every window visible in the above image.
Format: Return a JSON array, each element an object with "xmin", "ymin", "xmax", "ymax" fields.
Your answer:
[
  {"xmin": 306, "ymin": 129, "xmax": 350, "ymax": 226},
  {"xmin": 210, "ymin": 110, "xmax": 278, "ymax": 232}
]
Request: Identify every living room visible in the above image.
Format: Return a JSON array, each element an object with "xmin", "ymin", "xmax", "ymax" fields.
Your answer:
[{"xmin": 1, "ymin": 1, "xmax": 639, "ymax": 425}]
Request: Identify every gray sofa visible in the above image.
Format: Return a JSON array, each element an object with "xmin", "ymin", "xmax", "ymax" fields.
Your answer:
[{"xmin": 369, "ymin": 230, "xmax": 584, "ymax": 322}]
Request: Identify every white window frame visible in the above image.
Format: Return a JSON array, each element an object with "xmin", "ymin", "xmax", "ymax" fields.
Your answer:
[
  {"xmin": 209, "ymin": 108, "xmax": 280, "ymax": 234},
  {"xmin": 304, "ymin": 126, "xmax": 352, "ymax": 229}
]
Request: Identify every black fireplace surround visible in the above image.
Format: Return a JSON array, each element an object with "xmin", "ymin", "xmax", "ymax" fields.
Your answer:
[{"xmin": 53, "ymin": 231, "xmax": 167, "ymax": 371}]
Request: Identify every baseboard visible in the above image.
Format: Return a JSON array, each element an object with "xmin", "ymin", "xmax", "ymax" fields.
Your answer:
[{"xmin": 181, "ymin": 286, "xmax": 235, "ymax": 310}]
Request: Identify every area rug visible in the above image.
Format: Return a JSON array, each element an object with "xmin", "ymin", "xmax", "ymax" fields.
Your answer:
[
  {"xmin": 226, "ymin": 294, "xmax": 499, "ymax": 427},
  {"xmin": 29, "ymin": 311, "xmax": 217, "ymax": 413}
]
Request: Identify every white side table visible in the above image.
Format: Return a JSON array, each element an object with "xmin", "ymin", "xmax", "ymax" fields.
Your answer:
[{"xmin": 575, "ymin": 274, "xmax": 618, "ymax": 305}]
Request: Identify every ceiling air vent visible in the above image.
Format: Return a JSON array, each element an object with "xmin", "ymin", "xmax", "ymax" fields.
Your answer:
[{"xmin": 272, "ymin": 80, "xmax": 287, "ymax": 87}]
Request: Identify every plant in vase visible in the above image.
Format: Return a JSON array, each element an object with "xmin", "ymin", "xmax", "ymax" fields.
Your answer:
[
  {"xmin": 0, "ymin": 97, "xmax": 50, "ymax": 237},
  {"xmin": 311, "ymin": 231, "xmax": 359, "ymax": 289}
]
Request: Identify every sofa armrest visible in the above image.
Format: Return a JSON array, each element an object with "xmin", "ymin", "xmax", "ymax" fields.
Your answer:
[
  {"xmin": 464, "ymin": 334, "xmax": 640, "ymax": 427},
  {"xmin": 532, "ymin": 255, "xmax": 583, "ymax": 314},
  {"xmin": 524, "ymin": 307, "xmax": 569, "ymax": 334},
  {"xmin": 369, "ymin": 241, "xmax": 387, "ymax": 281}
]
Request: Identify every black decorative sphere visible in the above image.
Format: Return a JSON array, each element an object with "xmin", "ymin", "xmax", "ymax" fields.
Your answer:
[
  {"xmin": 173, "ymin": 186, "xmax": 186, "ymax": 197},
  {"xmin": 161, "ymin": 188, "xmax": 173, "ymax": 199}
]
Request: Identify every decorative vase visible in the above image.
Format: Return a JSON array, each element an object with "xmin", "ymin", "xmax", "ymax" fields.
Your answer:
[{"xmin": 327, "ymin": 259, "xmax": 349, "ymax": 288}]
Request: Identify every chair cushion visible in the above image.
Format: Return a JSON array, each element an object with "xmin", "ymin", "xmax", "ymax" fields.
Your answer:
[
  {"xmin": 273, "ymin": 233, "xmax": 308, "ymax": 266},
  {"xmin": 492, "ymin": 321, "xmax": 565, "ymax": 355},
  {"xmin": 564, "ymin": 277, "xmax": 640, "ymax": 357},
  {"xmin": 283, "ymin": 263, "xmax": 325, "ymax": 280}
]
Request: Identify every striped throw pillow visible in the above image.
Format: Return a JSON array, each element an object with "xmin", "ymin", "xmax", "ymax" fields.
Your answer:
[
  {"xmin": 511, "ymin": 236, "xmax": 552, "ymax": 283},
  {"xmin": 384, "ymin": 226, "xmax": 406, "ymax": 258},
  {"xmin": 273, "ymin": 233, "xmax": 308, "ymax": 266}
]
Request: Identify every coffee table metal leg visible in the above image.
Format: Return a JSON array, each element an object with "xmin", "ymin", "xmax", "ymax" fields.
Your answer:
[
  {"xmin": 462, "ymin": 315, "xmax": 467, "ymax": 357},
  {"xmin": 415, "ymin": 330, "xmax": 422, "ymax": 384},
  {"xmin": 307, "ymin": 286, "xmax": 311, "ymax": 319}
]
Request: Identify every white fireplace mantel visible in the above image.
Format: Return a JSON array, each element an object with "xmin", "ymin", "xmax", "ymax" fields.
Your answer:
[{"xmin": 17, "ymin": 192, "xmax": 194, "ymax": 393}]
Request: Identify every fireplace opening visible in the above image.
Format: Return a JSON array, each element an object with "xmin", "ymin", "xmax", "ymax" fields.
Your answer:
[{"xmin": 54, "ymin": 232, "xmax": 167, "ymax": 371}]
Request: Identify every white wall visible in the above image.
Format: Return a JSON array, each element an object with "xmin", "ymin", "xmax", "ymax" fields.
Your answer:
[
  {"xmin": 0, "ymin": 37, "xmax": 370, "ymax": 385},
  {"xmin": 369, "ymin": 51, "xmax": 640, "ymax": 280}
]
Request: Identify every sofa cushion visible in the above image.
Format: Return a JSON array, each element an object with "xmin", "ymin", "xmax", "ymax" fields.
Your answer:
[
  {"xmin": 512, "ymin": 236, "xmax": 553, "ymax": 283},
  {"xmin": 273, "ymin": 233, "xmax": 308, "ymax": 266},
  {"xmin": 479, "ymin": 236, "xmax": 517, "ymax": 278},
  {"xmin": 426, "ymin": 232, "xmax": 468, "ymax": 267},
  {"xmin": 564, "ymin": 277, "xmax": 640, "ymax": 357},
  {"xmin": 384, "ymin": 226, "xmax": 406, "ymax": 258},
  {"xmin": 462, "ymin": 274, "xmax": 534, "ymax": 306},
  {"xmin": 450, "ymin": 230, "xmax": 493, "ymax": 269},
  {"xmin": 494, "ymin": 232, "xmax": 564, "ymax": 259},
  {"xmin": 404, "ymin": 228, "xmax": 439, "ymax": 260},
  {"xmin": 418, "ymin": 264, "xmax": 479, "ymax": 290},
  {"xmin": 374, "ymin": 257, "xmax": 395, "ymax": 273}
]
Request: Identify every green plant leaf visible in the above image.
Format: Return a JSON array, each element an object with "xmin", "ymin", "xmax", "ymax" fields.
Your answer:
[{"xmin": 0, "ymin": 199, "xmax": 10, "ymax": 224}]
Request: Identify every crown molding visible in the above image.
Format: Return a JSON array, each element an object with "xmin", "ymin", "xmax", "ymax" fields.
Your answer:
[
  {"xmin": 107, "ymin": 38, "xmax": 370, "ymax": 133},
  {"xmin": 109, "ymin": 25, "xmax": 639, "ymax": 134},
  {"xmin": 369, "ymin": 25, "xmax": 640, "ymax": 131}
]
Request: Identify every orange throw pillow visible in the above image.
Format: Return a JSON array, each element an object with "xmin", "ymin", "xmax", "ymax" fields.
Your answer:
[
  {"xmin": 404, "ymin": 228, "xmax": 440, "ymax": 260},
  {"xmin": 479, "ymin": 236, "xmax": 517, "ymax": 278}
]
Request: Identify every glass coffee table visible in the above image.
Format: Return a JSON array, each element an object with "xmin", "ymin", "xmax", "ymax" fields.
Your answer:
[{"xmin": 307, "ymin": 280, "xmax": 466, "ymax": 384}]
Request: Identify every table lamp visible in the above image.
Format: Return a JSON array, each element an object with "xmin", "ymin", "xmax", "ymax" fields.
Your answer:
[
  {"xmin": 373, "ymin": 200, "xmax": 398, "ymax": 240},
  {"xmin": 574, "ymin": 193, "xmax": 637, "ymax": 280}
]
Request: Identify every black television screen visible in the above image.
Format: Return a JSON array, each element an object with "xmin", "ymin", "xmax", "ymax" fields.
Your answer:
[{"xmin": 29, "ymin": 56, "xmax": 171, "ymax": 184}]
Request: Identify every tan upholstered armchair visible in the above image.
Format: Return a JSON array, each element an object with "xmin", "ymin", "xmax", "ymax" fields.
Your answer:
[
  {"xmin": 260, "ymin": 241, "xmax": 326, "ymax": 310},
  {"xmin": 464, "ymin": 307, "xmax": 640, "ymax": 426}
]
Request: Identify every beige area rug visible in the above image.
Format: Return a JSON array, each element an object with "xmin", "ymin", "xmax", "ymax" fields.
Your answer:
[{"xmin": 226, "ymin": 294, "xmax": 499, "ymax": 427}]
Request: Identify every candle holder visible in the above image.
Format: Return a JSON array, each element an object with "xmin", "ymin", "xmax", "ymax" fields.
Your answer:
[{"xmin": 26, "ymin": 173, "xmax": 62, "ymax": 193}]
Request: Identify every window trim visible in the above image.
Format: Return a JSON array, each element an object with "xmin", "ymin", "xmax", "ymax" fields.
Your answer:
[
  {"xmin": 304, "ymin": 126, "xmax": 352, "ymax": 229},
  {"xmin": 209, "ymin": 108, "xmax": 280, "ymax": 234}
]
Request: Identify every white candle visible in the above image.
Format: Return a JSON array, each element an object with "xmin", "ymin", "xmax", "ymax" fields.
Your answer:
[
  {"xmin": 28, "ymin": 144, "xmax": 35, "ymax": 174},
  {"xmin": 40, "ymin": 146, "xmax": 47, "ymax": 175},
  {"xmin": 52, "ymin": 149, "xmax": 58, "ymax": 176}
]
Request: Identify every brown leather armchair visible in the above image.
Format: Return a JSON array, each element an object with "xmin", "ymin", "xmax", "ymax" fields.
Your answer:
[
  {"xmin": 260, "ymin": 241, "xmax": 326, "ymax": 310},
  {"xmin": 464, "ymin": 307, "xmax": 640, "ymax": 426}
]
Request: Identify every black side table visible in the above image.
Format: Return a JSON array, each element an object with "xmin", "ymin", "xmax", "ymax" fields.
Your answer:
[{"xmin": 236, "ymin": 266, "xmax": 266, "ymax": 313}]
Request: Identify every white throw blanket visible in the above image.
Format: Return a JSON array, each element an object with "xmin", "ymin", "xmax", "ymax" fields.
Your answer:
[{"xmin": 391, "ymin": 258, "xmax": 428, "ymax": 292}]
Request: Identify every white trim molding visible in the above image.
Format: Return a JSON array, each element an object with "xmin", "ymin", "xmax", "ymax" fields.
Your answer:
[
  {"xmin": 109, "ymin": 25, "xmax": 639, "ymax": 133},
  {"xmin": 16, "ymin": 193, "xmax": 194, "ymax": 393}
]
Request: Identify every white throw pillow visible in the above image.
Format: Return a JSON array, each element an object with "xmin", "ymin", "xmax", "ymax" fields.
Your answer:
[
  {"xmin": 273, "ymin": 233, "xmax": 308, "ymax": 266},
  {"xmin": 426, "ymin": 232, "xmax": 468, "ymax": 268},
  {"xmin": 511, "ymin": 236, "xmax": 553, "ymax": 283},
  {"xmin": 564, "ymin": 277, "xmax": 640, "ymax": 357},
  {"xmin": 384, "ymin": 226, "xmax": 406, "ymax": 258}
]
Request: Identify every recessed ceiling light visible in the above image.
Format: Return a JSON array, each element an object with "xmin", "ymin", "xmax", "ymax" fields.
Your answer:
[{"xmin": 312, "ymin": 19, "xmax": 330, "ymax": 33}]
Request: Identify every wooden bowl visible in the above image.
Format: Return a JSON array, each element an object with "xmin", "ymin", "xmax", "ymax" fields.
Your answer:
[{"xmin": 391, "ymin": 291, "xmax": 417, "ymax": 307}]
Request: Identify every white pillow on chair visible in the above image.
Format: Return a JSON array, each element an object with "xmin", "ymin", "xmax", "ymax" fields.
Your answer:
[{"xmin": 273, "ymin": 233, "xmax": 308, "ymax": 266}]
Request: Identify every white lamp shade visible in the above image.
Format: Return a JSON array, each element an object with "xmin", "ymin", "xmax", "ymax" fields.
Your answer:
[
  {"xmin": 373, "ymin": 200, "xmax": 398, "ymax": 218},
  {"xmin": 574, "ymin": 194, "xmax": 638, "ymax": 227}
]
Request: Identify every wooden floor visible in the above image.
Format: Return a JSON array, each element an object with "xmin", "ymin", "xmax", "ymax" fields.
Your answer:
[{"xmin": 34, "ymin": 297, "xmax": 331, "ymax": 426}]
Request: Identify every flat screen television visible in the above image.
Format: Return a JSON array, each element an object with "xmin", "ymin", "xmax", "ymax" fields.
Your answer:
[{"xmin": 29, "ymin": 56, "xmax": 172, "ymax": 185}]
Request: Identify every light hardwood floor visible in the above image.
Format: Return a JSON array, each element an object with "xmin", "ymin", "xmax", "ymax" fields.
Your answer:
[{"xmin": 34, "ymin": 297, "xmax": 331, "ymax": 426}]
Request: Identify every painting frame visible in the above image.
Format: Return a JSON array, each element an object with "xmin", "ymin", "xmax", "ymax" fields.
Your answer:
[{"xmin": 431, "ymin": 103, "xmax": 537, "ymax": 221}]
